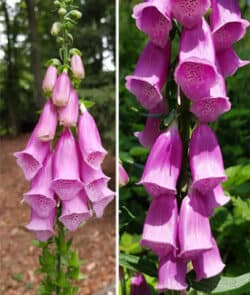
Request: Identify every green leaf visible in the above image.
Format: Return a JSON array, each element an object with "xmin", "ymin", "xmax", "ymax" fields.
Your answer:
[
  {"xmin": 79, "ymin": 98, "xmax": 95, "ymax": 109},
  {"xmin": 129, "ymin": 146, "xmax": 148, "ymax": 157},
  {"xmin": 69, "ymin": 251, "xmax": 80, "ymax": 267},
  {"xmin": 120, "ymin": 232, "xmax": 142, "ymax": 254},
  {"xmin": 12, "ymin": 273, "xmax": 23, "ymax": 282},
  {"xmin": 223, "ymin": 165, "xmax": 250, "ymax": 193}
]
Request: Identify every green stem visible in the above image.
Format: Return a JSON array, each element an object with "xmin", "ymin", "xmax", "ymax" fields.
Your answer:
[
  {"xmin": 56, "ymin": 214, "xmax": 65, "ymax": 294},
  {"xmin": 121, "ymin": 276, "xmax": 127, "ymax": 295}
]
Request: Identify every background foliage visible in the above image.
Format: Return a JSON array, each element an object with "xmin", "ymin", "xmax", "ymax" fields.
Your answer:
[{"xmin": 119, "ymin": 0, "xmax": 250, "ymax": 294}]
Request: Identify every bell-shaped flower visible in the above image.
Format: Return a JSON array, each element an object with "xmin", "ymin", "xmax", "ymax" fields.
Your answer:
[
  {"xmin": 52, "ymin": 71, "xmax": 71, "ymax": 107},
  {"xmin": 134, "ymin": 100, "xmax": 168, "ymax": 149},
  {"xmin": 59, "ymin": 191, "xmax": 91, "ymax": 231},
  {"xmin": 178, "ymin": 194, "xmax": 213, "ymax": 259},
  {"xmin": 78, "ymin": 106, "xmax": 107, "ymax": 169},
  {"xmin": 210, "ymin": 0, "xmax": 249, "ymax": 52},
  {"xmin": 132, "ymin": 0, "xmax": 172, "ymax": 48},
  {"xmin": 58, "ymin": 87, "xmax": 79, "ymax": 127},
  {"xmin": 174, "ymin": 18, "xmax": 218, "ymax": 100},
  {"xmin": 190, "ymin": 73, "xmax": 231, "ymax": 122},
  {"xmin": 26, "ymin": 208, "xmax": 56, "ymax": 241},
  {"xmin": 170, "ymin": 0, "xmax": 210, "ymax": 29},
  {"xmin": 91, "ymin": 186, "xmax": 115, "ymax": 218},
  {"xmin": 130, "ymin": 273, "xmax": 151, "ymax": 295},
  {"xmin": 71, "ymin": 54, "xmax": 85, "ymax": 79},
  {"xmin": 192, "ymin": 237, "xmax": 225, "ymax": 281},
  {"xmin": 51, "ymin": 128, "xmax": 83, "ymax": 201},
  {"xmin": 119, "ymin": 163, "xmax": 129, "ymax": 187},
  {"xmin": 190, "ymin": 124, "xmax": 227, "ymax": 193},
  {"xmin": 138, "ymin": 122, "xmax": 182, "ymax": 197},
  {"xmin": 23, "ymin": 153, "xmax": 56, "ymax": 218},
  {"xmin": 36, "ymin": 99, "xmax": 57, "ymax": 142},
  {"xmin": 217, "ymin": 47, "xmax": 250, "ymax": 78},
  {"xmin": 42, "ymin": 65, "xmax": 57, "ymax": 94},
  {"xmin": 126, "ymin": 41, "xmax": 171, "ymax": 110},
  {"xmin": 14, "ymin": 125, "xmax": 50, "ymax": 181},
  {"xmin": 156, "ymin": 253, "xmax": 187, "ymax": 292},
  {"xmin": 141, "ymin": 194, "xmax": 178, "ymax": 257}
]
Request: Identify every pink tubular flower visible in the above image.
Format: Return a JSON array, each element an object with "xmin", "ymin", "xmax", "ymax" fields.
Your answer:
[
  {"xmin": 156, "ymin": 253, "xmax": 187, "ymax": 292},
  {"xmin": 190, "ymin": 124, "xmax": 227, "ymax": 193},
  {"xmin": 178, "ymin": 194, "xmax": 213, "ymax": 259},
  {"xmin": 138, "ymin": 122, "xmax": 182, "ymax": 197},
  {"xmin": 192, "ymin": 238, "xmax": 225, "ymax": 281},
  {"xmin": 51, "ymin": 128, "xmax": 83, "ymax": 201},
  {"xmin": 132, "ymin": 0, "xmax": 172, "ymax": 48},
  {"xmin": 59, "ymin": 191, "xmax": 91, "ymax": 231},
  {"xmin": 119, "ymin": 163, "xmax": 129, "ymax": 187},
  {"xmin": 170, "ymin": 0, "xmax": 211, "ymax": 29},
  {"xmin": 141, "ymin": 194, "xmax": 178, "ymax": 257},
  {"xmin": 58, "ymin": 87, "xmax": 79, "ymax": 127},
  {"xmin": 190, "ymin": 73, "xmax": 231, "ymax": 122},
  {"xmin": 23, "ymin": 153, "xmax": 56, "ymax": 218},
  {"xmin": 91, "ymin": 186, "xmax": 115, "ymax": 218},
  {"xmin": 210, "ymin": 0, "xmax": 249, "ymax": 52},
  {"xmin": 71, "ymin": 54, "xmax": 85, "ymax": 79},
  {"xmin": 174, "ymin": 18, "xmax": 218, "ymax": 100},
  {"xmin": 130, "ymin": 273, "xmax": 151, "ymax": 295},
  {"xmin": 42, "ymin": 65, "xmax": 57, "ymax": 94},
  {"xmin": 78, "ymin": 106, "xmax": 107, "ymax": 169},
  {"xmin": 126, "ymin": 41, "xmax": 171, "ymax": 110},
  {"xmin": 217, "ymin": 47, "xmax": 250, "ymax": 78},
  {"xmin": 26, "ymin": 208, "xmax": 56, "ymax": 241},
  {"xmin": 36, "ymin": 99, "xmax": 57, "ymax": 142},
  {"xmin": 52, "ymin": 71, "xmax": 71, "ymax": 107},
  {"xmin": 14, "ymin": 126, "xmax": 50, "ymax": 181}
]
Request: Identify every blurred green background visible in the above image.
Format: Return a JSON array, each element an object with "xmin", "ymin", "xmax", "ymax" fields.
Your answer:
[
  {"xmin": 119, "ymin": 0, "xmax": 250, "ymax": 293},
  {"xmin": 0, "ymin": 0, "xmax": 115, "ymax": 153}
]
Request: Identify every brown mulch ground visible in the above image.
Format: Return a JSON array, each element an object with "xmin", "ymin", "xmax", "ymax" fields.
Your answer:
[{"xmin": 0, "ymin": 134, "xmax": 116, "ymax": 295}]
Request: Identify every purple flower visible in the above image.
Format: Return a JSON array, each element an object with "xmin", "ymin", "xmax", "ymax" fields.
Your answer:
[
  {"xmin": 26, "ymin": 208, "xmax": 56, "ymax": 241},
  {"xmin": 51, "ymin": 128, "xmax": 83, "ymax": 201},
  {"xmin": 217, "ymin": 47, "xmax": 250, "ymax": 78},
  {"xmin": 178, "ymin": 194, "xmax": 213, "ymax": 259},
  {"xmin": 141, "ymin": 194, "xmax": 178, "ymax": 257},
  {"xmin": 42, "ymin": 65, "xmax": 57, "ymax": 94},
  {"xmin": 58, "ymin": 87, "xmax": 79, "ymax": 127},
  {"xmin": 119, "ymin": 163, "xmax": 129, "ymax": 187},
  {"xmin": 78, "ymin": 106, "xmax": 107, "ymax": 169},
  {"xmin": 130, "ymin": 273, "xmax": 151, "ymax": 295},
  {"xmin": 14, "ymin": 125, "xmax": 50, "ymax": 181},
  {"xmin": 23, "ymin": 153, "xmax": 56, "ymax": 218},
  {"xmin": 156, "ymin": 253, "xmax": 187, "ymax": 292},
  {"xmin": 210, "ymin": 0, "xmax": 249, "ymax": 51},
  {"xmin": 174, "ymin": 18, "xmax": 218, "ymax": 100},
  {"xmin": 192, "ymin": 238, "xmax": 225, "ymax": 281},
  {"xmin": 91, "ymin": 186, "xmax": 115, "ymax": 218},
  {"xmin": 190, "ymin": 73, "xmax": 231, "ymax": 122},
  {"xmin": 52, "ymin": 71, "xmax": 71, "ymax": 107},
  {"xmin": 190, "ymin": 124, "xmax": 227, "ymax": 193},
  {"xmin": 59, "ymin": 191, "xmax": 91, "ymax": 231},
  {"xmin": 132, "ymin": 0, "xmax": 172, "ymax": 48},
  {"xmin": 36, "ymin": 99, "xmax": 57, "ymax": 142},
  {"xmin": 170, "ymin": 0, "xmax": 211, "ymax": 29},
  {"xmin": 71, "ymin": 54, "xmax": 85, "ymax": 79},
  {"xmin": 126, "ymin": 41, "xmax": 171, "ymax": 110},
  {"xmin": 138, "ymin": 122, "xmax": 182, "ymax": 197}
]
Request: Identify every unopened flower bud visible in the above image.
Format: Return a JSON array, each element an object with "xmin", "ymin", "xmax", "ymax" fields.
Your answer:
[
  {"xmin": 71, "ymin": 54, "xmax": 85, "ymax": 79},
  {"xmin": 42, "ymin": 65, "xmax": 57, "ymax": 94},
  {"xmin": 58, "ymin": 7, "xmax": 67, "ymax": 16},
  {"xmin": 51, "ymin": 22, "xmax": 61, "ymax": 36},
  {"xmin": 69, "ymin": 10, "xmax": 82, "ymax": 19}
]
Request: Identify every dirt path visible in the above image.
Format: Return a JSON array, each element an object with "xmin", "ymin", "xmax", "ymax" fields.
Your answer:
[{"xmin": 0, "ymin": 134, "xmax": 116, "ymax": 295}]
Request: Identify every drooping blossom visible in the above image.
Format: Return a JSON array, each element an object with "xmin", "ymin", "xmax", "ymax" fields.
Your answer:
[
  {"xmin": 91, "ymin": 186, "xmax": 115, "ymax": 218},
  {"xmin": 119, "ymin": 163, "xmax": 129, "ymax": 187},
  {"xmin": 52, "ymin": 71, "xmax": 71, "ymax": 107},
  {"xmin": 138, "ymin": 122, "xmax": 182, "ymax": 197},
  {"xmin": 126, "ymin": 41, "xmax": 171, "ymax": 110},
  {"xmin": 58, "ymin": 87, "xmax": 79, "ymax": 127},
  {"xmin": 71, "ymin": 54, "xmax": 85, "ymax": 79},
  {"xmin": 190, "ymin": 124, "xmax": 227, "ymax": 193},
  {"xmin": 175, "ymin": 18, "xmax": 218, "ymax": 100},
  {"xmin": 130, "ymin": 273, "xmax": 151, "ymax": 295},
  {"xmin": 210, "ymin": 0, "xmax": 249, "ymax": 52},
  {"xmin": 78, "ymin": 105, "xmax": 107, "ymax": 169},
  {"xmin": 42, "ymin": 65, "xmax": 57, "ymax": 94},
  {"xmin": 23, "ymin": 153, "xmax": 56, "ymax": 218},
  {"xmin": 141, "ymin": 194, "xmax": 178, "ymax": 257},
  {"xmin": 26, "ymin": 208, "xmax": 56, "ymax": 241},
  {"xmin": 132, "ymin": 0, "xmax": 172, "ymax": 48},
  {"xmin": 51, "ymin": 128, "xmax": 83, "ymax": 201},
  {"xmin": 170, "ymin": 0, "xmax": 211, "ymax": 29},
  {"xmin": 36, "ymin": 99, "xmax": 57, "ymax": 142}
]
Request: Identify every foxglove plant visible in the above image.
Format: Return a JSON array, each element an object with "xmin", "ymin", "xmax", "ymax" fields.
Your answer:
[
  {"xmin": 123, "ymin": 0, "xmax": 249, "ymax": 293},
  {"xmin": 14, "ymin": 0, "xmax": 114, "ymax": 293}
]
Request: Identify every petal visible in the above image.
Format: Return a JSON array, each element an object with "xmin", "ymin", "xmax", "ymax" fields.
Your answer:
[{"xmin": 130, "ymin": 273, "xmax": 151, "ymax": 295}]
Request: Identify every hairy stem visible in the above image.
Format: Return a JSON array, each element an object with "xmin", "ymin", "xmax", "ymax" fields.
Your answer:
[{"xmin": 56, "ymin": 212, "xmax": 65, "ymax": 294}]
